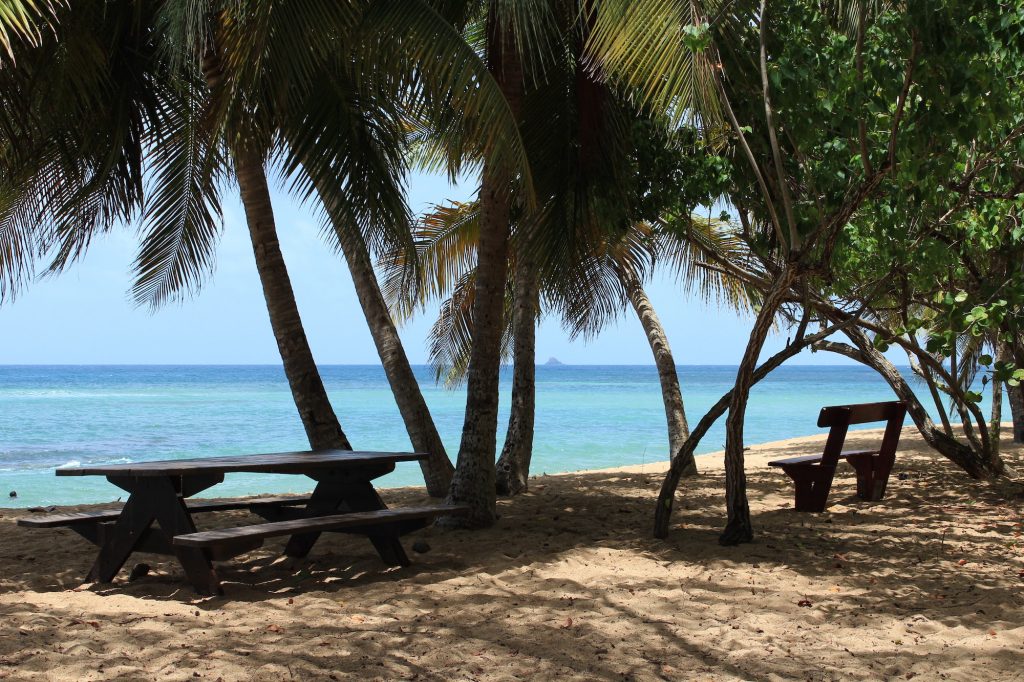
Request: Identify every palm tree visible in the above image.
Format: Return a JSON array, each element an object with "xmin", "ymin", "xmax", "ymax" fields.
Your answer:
[
  {"xmin": 0, "ymin": 0, "xmax": 526, "ymax": 492},
  {"xmin": 383, "ymin": 0, "xmax": 746, "ymax": 504},
  {"xmin": 384, "ymin": 202, "xmax": 747, "ymax": 494}
]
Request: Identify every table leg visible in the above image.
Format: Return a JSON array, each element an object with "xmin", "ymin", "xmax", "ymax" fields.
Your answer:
[
  {"xmin": 149, "ymin": 485, "xmax": 221, "ymax": 596},
  {"xmin": 284, "ymin": 479, "xmax": 409, "ymax": 566},
  {"xmin": 86, "ymin": 492, "xmax": 155, "ymax": 584},
  {"xmin": 88, "ymin": 476, "xmax": 221, "ymax": 595}
]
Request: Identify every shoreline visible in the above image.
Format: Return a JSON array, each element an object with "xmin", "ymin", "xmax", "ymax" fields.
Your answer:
[{"xmin": 2, "ymin": 423, "xmax": 1016, "ymax": 512}]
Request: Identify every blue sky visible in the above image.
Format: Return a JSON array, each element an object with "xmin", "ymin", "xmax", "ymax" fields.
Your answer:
[{"xmin": 0, "ymin": 171, "xmax": 861, "ymax": 366}]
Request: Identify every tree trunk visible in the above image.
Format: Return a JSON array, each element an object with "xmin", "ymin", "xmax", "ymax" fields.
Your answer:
[
  {"xmin": 620, "ymin": 268, "xmax": 694, "ymax": 475},
  {"xmin": 720, "ymin": 268, "xmax": 795, "ymax": 546},
  {"xmin": 1004, "ymin": 341, "xmax": 1024, "ymax": 443},
  {"xmin": 233, "ymin": 145, "xmax": 351, "ymax": 451},
  {"xmin": 495, "ymin": 251, "xmax": 538, "ymax": 496},
  {"xmin": 443, "ymin": 151, "xmax": 514, "ymax": 526},
  {"xmin": 334, "ymin": 220, "xmax": 454, "ymax": 496},
  {"xmin": 442, "ymin": 15, "xmax": 524, "ymax": 527},
  {"xmin": 991, "ymin": 369, "xmax": 1002, "ymax": 460},
  {"xmin": 1008, "ymin": 382, "xmax": 1024, "ymax": 444}
]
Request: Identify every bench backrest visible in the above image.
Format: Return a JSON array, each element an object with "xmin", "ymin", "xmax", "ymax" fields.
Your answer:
[{"xmin": 816, "ymin": 401, "xmax": 907, "ymax": 468}]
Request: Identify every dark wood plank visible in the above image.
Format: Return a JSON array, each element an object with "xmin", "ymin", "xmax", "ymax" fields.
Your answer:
[
  {"xmin": 768, "ymin": 449, "xmax": 880, "ymax": 468},
  {"xmin": 173, "ymin": 505, "xmax": 469, "ymax": 548},
  {"xmin": 56, "ymin": 450, "xmax": 427, "ymax": 477},
  {"xmin": 17, "ymin": 495, "xmax": 313, "ymax": 528},
  {"xmin": 768, "ymin": 454, "xmax": 825, "ymax": 467},
  {"xmin": 818, "ymin": 401, "xmax": 906, "ymax": 427}
]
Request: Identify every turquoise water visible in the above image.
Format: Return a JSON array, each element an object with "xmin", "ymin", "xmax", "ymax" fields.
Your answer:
[{"xmin": 0, "ymin": 365, "xmax": 1008, "ymax": 507}]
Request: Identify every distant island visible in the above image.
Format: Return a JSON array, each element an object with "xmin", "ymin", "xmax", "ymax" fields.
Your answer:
[{"xmin": 544, "ymin": 357, "xmax": 564, "ymax": 366}]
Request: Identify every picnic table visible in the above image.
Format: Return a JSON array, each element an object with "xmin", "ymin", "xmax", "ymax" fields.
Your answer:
[{"xmin": 18, "ymin": 450, "xmax": 465, "ymax": 595}]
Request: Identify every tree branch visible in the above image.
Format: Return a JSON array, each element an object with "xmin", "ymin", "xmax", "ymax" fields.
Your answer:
[{"xmin": 759, "ymin": 0, "xmax": 799, "ymax": 252}]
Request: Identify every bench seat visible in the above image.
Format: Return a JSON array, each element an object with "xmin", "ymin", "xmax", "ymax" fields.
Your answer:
[
  {"xmin": 767, "ymin": 450, "xmax": 878, "ymax": 468},
  {"xmin": 16, "ymin": 495, "xmax": 313, "ymax": 528},
  {"xmin": 172, "ymin": 504, "xmax": 468, "ymax": 562}
]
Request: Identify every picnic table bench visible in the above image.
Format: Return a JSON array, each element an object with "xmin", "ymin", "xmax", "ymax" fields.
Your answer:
[
  {"xmin": 768, "ymin": 401, "xmax": 907, "ymax": 512},
  {"xmin": 18, "ymin": 450, "xmax": 466, "ymax": 595}
]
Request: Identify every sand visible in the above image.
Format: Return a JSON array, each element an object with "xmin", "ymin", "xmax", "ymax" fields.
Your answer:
[{"xmin": 1, "ymin": 427, "xmax": 1022, "ymax": 681}]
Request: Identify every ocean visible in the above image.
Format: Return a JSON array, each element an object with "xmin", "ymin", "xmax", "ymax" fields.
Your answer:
[{"xmin": 0, "ymin": 364, "xmax": 1008, "ymax": 507}]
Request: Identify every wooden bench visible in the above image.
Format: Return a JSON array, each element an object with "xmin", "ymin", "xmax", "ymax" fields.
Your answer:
[
  {"xmin": 173, "ymin": 504, "xmax": 469, "ymax": 564},
  {"xmin": 768, "ymin": 401, "xmax": 907, "ymax": 512}
]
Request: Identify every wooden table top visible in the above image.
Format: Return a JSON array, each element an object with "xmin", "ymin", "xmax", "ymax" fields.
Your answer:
[{"xmin": 56, "ymin": 450, "xmax": 428, "ymax": 477}]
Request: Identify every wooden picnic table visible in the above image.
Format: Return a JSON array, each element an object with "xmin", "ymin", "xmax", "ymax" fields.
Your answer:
[{"xmin": 24, "ymin": 450, "xmax": 462, "ymax": 595}]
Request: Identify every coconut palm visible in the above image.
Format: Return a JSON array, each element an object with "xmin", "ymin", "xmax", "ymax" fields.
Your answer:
[
  {"xmin": 0, "ymin": 0, "xmax": 526, "ymax": 495},
  {"xmin": 382, "ymin": 198, "xmax": 750, "ymax": 494}
]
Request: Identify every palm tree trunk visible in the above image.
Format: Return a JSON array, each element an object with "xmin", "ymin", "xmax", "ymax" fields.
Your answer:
[
  {"xmin": 202, "ymin": 42, "xmax": 349, "ymax": 452},
  {"xmin": 443, "ymin": 17, "xmax": 524, "ymax": 528},
  {"xmin": 233, "ymin": 144, "xmax": 351, "ymax": 451},
  {"xmin": 331, "ymin": 214, "xmax": 454, "ymax": 496},
  {"xmin": 495, "ymin": 251, "xmax": 538, "ymax": 496},
  {"xmin": 620, "ymin": 268, "xmax": 695, "ymax": 476},
  {"xmin": 991, "ymin": 367, "xmax": 1003, "ymax": 459}
]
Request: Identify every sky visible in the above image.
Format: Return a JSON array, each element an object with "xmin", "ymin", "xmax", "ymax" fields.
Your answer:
[{"xmin": 0, "ymin": 171, "xmax": 865, "ymax": 366}]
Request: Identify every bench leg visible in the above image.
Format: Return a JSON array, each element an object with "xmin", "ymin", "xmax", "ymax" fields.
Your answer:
[
  {"xmin": 793, "ymin": 479, "xmax": 816, "ymax": 512},
  {"xmin": 367, "ymin": 532, "xmax": 411, "ymax": 567},
  {"xmin": 786, "ymin": 468, "xmax": 834, "ymax": 513},
  {"xmin": 846, "ymin": 454, "xmax": 875, "ymax": 500},
  {"xmin": 846, "ymin": 454, "xmax": 893, "ymax": 501}
]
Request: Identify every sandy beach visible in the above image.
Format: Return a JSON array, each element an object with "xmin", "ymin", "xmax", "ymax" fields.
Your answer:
[{"xmin": 1, "ymin": 427, "xmax": 1022, "ymax": 681}]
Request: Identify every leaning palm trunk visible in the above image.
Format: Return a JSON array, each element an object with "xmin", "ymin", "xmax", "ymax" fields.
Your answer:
[
  {"xmin": 233, "ymin": 145, "xmax": 351, "ymax": 450},
  {"xmin": 331, "ymin": 216, "xmax": 454, "ymax": 496},
  {"xmin": 495, "ymin": 252, "xmax": 538, "ymax": 495},
  {"xmin": 619, "ymin": 268, "xmax": 695, "ymax": 476},
  {"xmin": 443, "ymin": 21, "xmax": 524, "ymax": 528}
]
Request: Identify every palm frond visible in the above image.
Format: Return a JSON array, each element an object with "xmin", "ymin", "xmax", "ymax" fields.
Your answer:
[
  {"xmin": 380, "ymin": 199, "xmax": 481, "ymax": 323},
  {"xmin": 427, "ymin": 264, "xmax": 514, "ymax": 387},
  {"xmin": 584, "ymin": 0, "xmax": 731, "ymax": 130},
  {"xmin": 360, "ymin": 0, "xmax": 532, "ymax": 193},
  {"xmin": 653, "ymin": 211, "xmax": 760, "ymax": 312},
  {"xmin": 0, "ymin": 0, "xmax": 61, "ymax": 62},
  {"xmin": 130, "ymin": 80, "xmax": 224, "ymax": 308}
]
